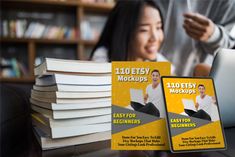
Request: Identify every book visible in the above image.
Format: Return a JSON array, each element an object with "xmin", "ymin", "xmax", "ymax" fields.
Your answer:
[
  {"xmin": 112, "ymin": 62, "xmax": 171, "ymax": 150},
  {"xmin": 31, "ymin": 23, "xmax": 46, "ymax": 38},
  {"xmin": 34, "ymin": 58, "xmax": 111, "ymax": 76},
  {"xmin": 30, "ymin": 57, "xmax": 114, "ymax": 150},
  {"xmin": 30, "ymin": 94, "xmax": 110, "ymax": 104},
  {"xmin": 30, "ymin": 98, "xmax": 111, "ymax": 110},
  {"xmin": 31, "ymin": 104, "xmax": 111, "ymax": 119},
  {"xmin": 31, "ymin": 112, "xmax": 111, "ymax": 127},
  {"xmin": 16, "ymin": 20, "xmax": 27, "ymax": 38},
  {"xmin": 33, "ymin": 84, "xmax": 111, "ymax": 92},
  {"xmin": 161, "ymin": 76, "xmax": 226, "ymax": 152},
  {"xmin": 0, "ymin": 58, "xmax": 26, "ymax": 77},
  {"xmin": 33, "ymin": 126, "xmax": 111, "ymax": 150},
  {"xmin": 81, "ymin": 14, "xmax": 107, "ymax": 41},
  {"xmin": 11, "ymin": 58, "xmax": 20, "ymax": 77},
  {"xmin": 32, "ymin": 115, "xmax": 111, "ymax": 138},
  {"xmin": 35, "ymin": 73, "xmax": 111, "ymax": 86},
  {"xmin": 2, "ymin": 20, "xmax": 8, "ymax": 37},
  {"xmin": 9, "ymin": 20, "xmax": 16, "ymax": 38},
  {"xmin": 31, "ymin": 89, "xmax": 111, "ymax": 99},
  {"xmin": 25, "ymin": 22, "xmax": 36, "ymax": 38}
]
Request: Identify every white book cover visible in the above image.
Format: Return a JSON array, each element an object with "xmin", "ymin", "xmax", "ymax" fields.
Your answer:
[
  {"xmin": 34, "ymin": 58, "xmax": 111, "ymax": 76},
  {"xmin": 34, "ymin": 23, "xmax": 45, "ymax": 38},
  {"xmin": 35, "ymin": 73, "xmax": 111, "ymax": 86},
  {"xmin": 31, "ymin": 104, "xmax": 111, "ymax": 119},
  {"xmin": 16, "ymin": 20, "xmax": 25, "ymax": 38},
  {"xmin": 31, "ymin": 89, "xmax": 111, "ymax": 99},
  {"xmin": 30, "ymin": 94, "xmax": 110, "ymax": 104},
  {"xmin": 31, "ymin": 22, "xmax": 39, "ymax": 38},
  {"xmin": 32, "ymin": 111, "xmax": 111, "ymax": 127},
  {"xmin": 25, "ymin": 22, "xmax": 36, "ymax": 38},
  {"xmin": 33, "ymin": 84, "xmax": 111, "ymax": 92},
  {"xmin": 30, "ymin": 98, "xmax": 111, "ymax": 110},
  {"xmin": 33, "ymin": 127, "xmax": 110, "ymax": 150},
  {"xmin": 32, "ymin": 116, "xmax": 111, "ymax": 138}
]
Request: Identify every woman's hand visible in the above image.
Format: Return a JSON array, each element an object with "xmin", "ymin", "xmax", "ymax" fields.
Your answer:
[{"xmin": 183, "ymin": 12, "xmax": 215, "ymax": 42}]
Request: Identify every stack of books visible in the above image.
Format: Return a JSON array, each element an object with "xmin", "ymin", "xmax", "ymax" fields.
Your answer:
[{"xmin": 30, "ymin": 58, "xmax": 111, "ymax": 150}]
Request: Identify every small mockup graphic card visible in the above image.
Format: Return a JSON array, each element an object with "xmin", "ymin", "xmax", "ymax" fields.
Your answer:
[{"xmin": 161, "ymin": 76, "xmax": 226, "ymax": 153}]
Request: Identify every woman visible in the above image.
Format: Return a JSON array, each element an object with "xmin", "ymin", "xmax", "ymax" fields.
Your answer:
[
  {"xmin": 90, "ymin": 0, "xmax": 166, "ymax": 62},
  {"xmin": 91, "ymin": 2, "xmax": 167, "ymax": 155},
  {"xmin": 91, "ymin": 0, "xmax": 167, "ymax": 117}
]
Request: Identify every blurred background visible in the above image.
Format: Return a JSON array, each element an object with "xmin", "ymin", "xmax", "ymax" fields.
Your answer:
[
  {"xmin": 0, "ymin": 0, "xmax": 114, "ymax": 82},
  {"xmin": 0, "ymin": 1, "xmax": 114, "ymax": 156},
  {"xmin": 0, "ymin": 1, "xmax": 234, "ymax": 157}
]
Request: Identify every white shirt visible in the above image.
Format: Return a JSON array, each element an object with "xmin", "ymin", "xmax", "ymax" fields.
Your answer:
[
  {"xmin": 156, "ymin": 53, "xmax": 175, "ymax": 75},
  {"xmin": 160, "ymin": 0, "xmax": 235, "ymax": 76},
  {"xmin": 91, "ymin": 46, "xmax": 109, "ymax": 62},
  {"xmin": 196, "ymin": 95, "xmax": 212, "ymax": 115},
  {"xmin": 146, "ymin": 83, "xmax": 166, "ymax": 118}
]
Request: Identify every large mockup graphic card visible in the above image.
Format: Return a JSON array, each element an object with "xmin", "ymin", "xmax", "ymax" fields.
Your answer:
[{"xmin": 111, "ymin": 62, "xmax": 171, "ymax": 150}]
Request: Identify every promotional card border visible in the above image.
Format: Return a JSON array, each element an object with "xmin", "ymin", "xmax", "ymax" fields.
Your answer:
[{"xmin": 161, "ymin": 76, "xmax": 227, "ymax": 153}]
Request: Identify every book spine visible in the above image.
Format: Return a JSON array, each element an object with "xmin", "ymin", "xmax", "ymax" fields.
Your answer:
[
  {"xmin": 11, "ymin": 58, "xmax": 20, "ymax": 77},
  {"xmin": 2, "ymin": 20, "xmax": 8, "ymax": 37}
]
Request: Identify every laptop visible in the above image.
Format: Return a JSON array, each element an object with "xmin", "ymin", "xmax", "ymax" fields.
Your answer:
[
  {"xmin": 210, "ymin": 48, "xmax": 235, "ymax": 127},
  {"xmin": 130, "ymin": 88, "xmax": 145, "ymax": 105},
  {"xmin": 182, "ymin": 98, "xmax": 220, "ymax": 121},
  {"xmin": 182, "ymin": 99, "xmax": 197, "ymax": 112}
]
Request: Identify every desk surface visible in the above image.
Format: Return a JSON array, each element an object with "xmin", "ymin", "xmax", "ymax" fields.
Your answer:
[{"xmin": 4, "ymin": 127, "xmax": 235, "ymax": 157}]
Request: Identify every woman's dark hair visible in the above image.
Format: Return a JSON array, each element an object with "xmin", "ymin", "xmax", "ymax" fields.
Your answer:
[{"xmin": 90, "ymin": 0, "xmax": 164, "ymax": 62}]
